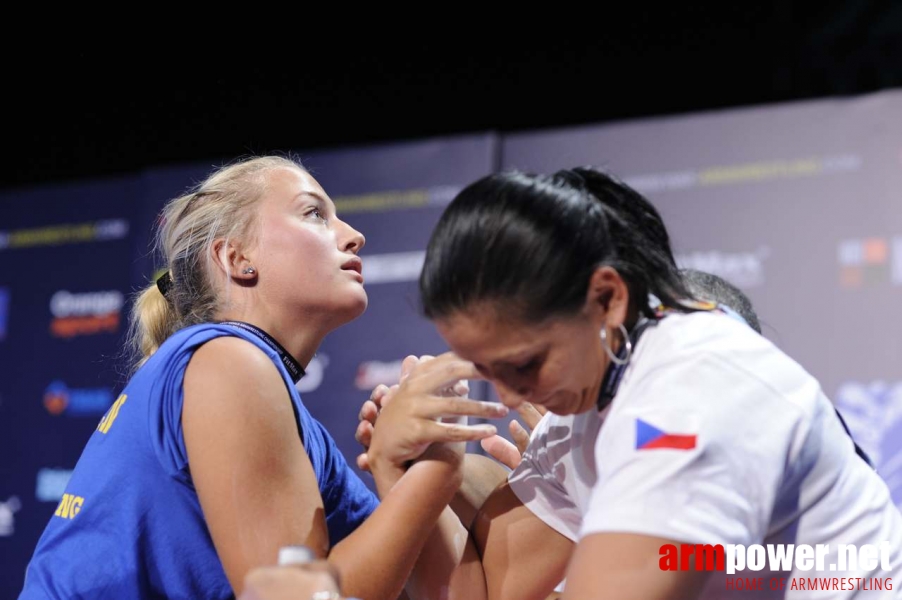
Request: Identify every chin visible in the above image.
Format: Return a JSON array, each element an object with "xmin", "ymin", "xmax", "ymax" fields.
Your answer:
[
  {"xmin": 542, "ymin": 390, "xmax": 592, "ymax": 416},
  {"xmin": 339, "ymin": 291, "xmax": 369, "ymax": 322}
]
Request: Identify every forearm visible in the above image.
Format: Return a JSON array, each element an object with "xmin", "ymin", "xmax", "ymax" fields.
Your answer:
[
  {"xmin": 405, "ymin": 507, "xmax": 487, "ymax": 600},
  {"xmin": 450, "ymin": 454, "xmax": 509, "ymax": 530},
  {"xmin": 329, "ymin": 460, "xmax": 460, "ymax": 600},
  {"xmin": 473, "ymin": 484, "xmax": 574, "ymax": 600}
]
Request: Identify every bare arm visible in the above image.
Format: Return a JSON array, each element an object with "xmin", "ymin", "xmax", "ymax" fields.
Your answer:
[
  {"xmin": 450, "ymin": 453, "xmax": 510, "ymax": 530},
  {"xmin": 359, "ymin": 354, "xmax": 504, "ymax": 600},
  {"xmin": 183, "ymin": 338, "xmax": 331, "ymax": 595},
  {"xmin": 404, "ymin": 506, "xmax": 486, "ymax": 600},
  {"xmin": 330, "ymin": 456, "xmax": 464, "ymax": 600},
  {"xmin": 564, "ymin": 533, "xmax": 710, "ymax": 600},
  {"xmin": 474, "ymin": 482, "xmax": 574, "ymax": 600},
  {"xmin": 184, "ymin": 339, "xmax": 502, "ymax": 599},
  {"xmin": 357, "ymin": 377, "xmax": 566, "ymax": 600},
  {"xmin": 334, "ymin": 353, "xmax": 507, "ymax": 600}
]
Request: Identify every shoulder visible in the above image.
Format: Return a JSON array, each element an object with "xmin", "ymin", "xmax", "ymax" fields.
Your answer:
[
  {"xmin": 188, "ymin": 334, "xmax": 274, "ymax": 370},
  {"xmin": 180, "ymin": 334, "xmax": 306, "ymax": 464},
  {"xmin": 634, "ymin": 311, "xmax": 812, "ymax": 398},
  {"xmin": 606, "ymin": 313, "xmax": 821, "ymax": 456},
  {"xmin": 183, "ymin": 334, "xmax": 289, "ymax": 419},
  {"xmin": 640, "ymin": 310, "xmax": 762, "ymax": 359}
]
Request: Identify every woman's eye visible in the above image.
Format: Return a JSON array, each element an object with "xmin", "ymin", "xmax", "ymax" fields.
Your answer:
[
  {"xmin": 308, "ymin": 208, "xmax": 329, "ymax": 224},
  {"xmin": 515, "ymin": 359, "xmax": 539, "ymax": 374}
]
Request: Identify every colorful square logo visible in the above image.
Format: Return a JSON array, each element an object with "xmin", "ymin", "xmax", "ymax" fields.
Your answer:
[{"xmin": 838, "ymin": 238, "xmax": 891, "ymax": 287}]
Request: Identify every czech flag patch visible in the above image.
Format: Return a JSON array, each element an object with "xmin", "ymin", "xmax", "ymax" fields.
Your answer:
[{"xmin": 636, "ymin": 418, "xmax": 697, "ymax": 450}]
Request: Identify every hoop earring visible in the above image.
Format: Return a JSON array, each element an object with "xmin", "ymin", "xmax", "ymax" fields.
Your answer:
[{"xmin": 600, "ymin": 323, "xmax": 632, "ymax": 366}]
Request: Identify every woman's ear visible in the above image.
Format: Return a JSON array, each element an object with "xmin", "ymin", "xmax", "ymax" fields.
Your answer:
[
  {"xmin": 584, "ymin": 266, "xmax": 630, "ymax": 329},
  {"xmin": 211, "ymin": 238, "xmax": 256, "ymax": 281}
]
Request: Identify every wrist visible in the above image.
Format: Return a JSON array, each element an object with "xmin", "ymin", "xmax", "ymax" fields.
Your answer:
[
  {"xmin": 369, "ymin": 454, "xmax": 406, "ymax": 498},
  {"xmin": 407, "ymin": 457, "xmax": 464, "ymax": 496}
]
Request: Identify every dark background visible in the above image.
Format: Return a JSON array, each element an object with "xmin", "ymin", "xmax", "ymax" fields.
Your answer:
[{"xmin": 2, "ymin": 1, "xmax": 900, "ymax": 191}]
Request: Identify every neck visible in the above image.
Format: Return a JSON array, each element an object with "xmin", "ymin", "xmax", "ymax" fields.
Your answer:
[{"xmin": 215, "ymin": 305, "xmax": 332, "ymax": 369}]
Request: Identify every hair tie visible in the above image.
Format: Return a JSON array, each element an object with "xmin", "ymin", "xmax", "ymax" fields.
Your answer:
[{"xmin": 156, "ymin": 271, "xmax": 173, "ymax": 299}]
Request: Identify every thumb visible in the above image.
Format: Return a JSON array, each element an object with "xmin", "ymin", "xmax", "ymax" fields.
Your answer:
[{"xmin": 480, "ymin": 435, "xmax": 522, "ymax": 470}]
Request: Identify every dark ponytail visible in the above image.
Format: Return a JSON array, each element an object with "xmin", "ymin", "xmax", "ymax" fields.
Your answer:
[{"xmin": 420, "ymin": 167, "xmax": 694, "ymax": 322}]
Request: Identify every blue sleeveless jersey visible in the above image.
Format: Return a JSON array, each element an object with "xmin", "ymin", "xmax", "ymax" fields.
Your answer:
[{"xmin": 20, "ymin": 323, "xmax": 379, "ymax": 599}]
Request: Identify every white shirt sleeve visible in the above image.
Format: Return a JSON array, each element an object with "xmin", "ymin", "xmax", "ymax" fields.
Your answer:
[
  {"xmin": 580, "ymin": 350, "xmax": 808, "ymax": 546},
  {"xmin": 508, "ymin": 413, "xmax": 582, "ymax": 542}
]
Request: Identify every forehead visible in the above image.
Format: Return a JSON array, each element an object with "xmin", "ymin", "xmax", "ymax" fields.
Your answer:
[
  {"xmin": 435, "ymin": 306, "xmax": 558, "ymax": 362},
  {"xmin": 263, "ymin": 167, "xmax": 330, "ymax": 205}
]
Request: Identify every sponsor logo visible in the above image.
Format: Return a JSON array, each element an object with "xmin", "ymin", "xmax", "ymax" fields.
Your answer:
[
  {"xmin": 0, "ymin": 219, "xmax": 129, "ymax": 251},
  {"xmin": 50, "ymin": 290, "xmax": 124, "ymax": 338},
  {"xmin": 44, "ymin": 380, "xmax": 114, "ymax": 417},
  {"xmin": 355, "ymin": 359, "xmax": 405, "ymax": 391},
  {"xmin": 838, "ymin": 236, "xmax": 902, "ymax": 287},
  {"xmin": 623, "ymin": 154, "xmax": 862, "ymax": 195},
  {"xmin": 296, "ymin": 354, "xmax": 329, "ymax": 394},
  {"xmin": 362, "ymin": 251, "xmax": 426, "ymax": 285},
  {"xmin": 332, "ymin": 186, "xmax": 461, "ymax": 214},
  {"xmin": 0, "ymin": 496, "xmax": 21, "ymax": 537},
  {"xmin": 676, "ymin": 248, "xmax": 768, "ymax": 288},
  {"xmin": 36, "ymin": 468, "xmax": 74, "ymax": 502}
]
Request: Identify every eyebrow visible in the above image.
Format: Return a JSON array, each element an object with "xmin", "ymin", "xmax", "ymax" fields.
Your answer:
[
  {"xmin": 294, "ymin": 191, "xmax": 328, "ymax": 204},
  {"xmin": 490, "ymin": 346, "xmax": 545, "ymax": 367},
  {"xmin": 293, "ymin": 191, "xmax": 336, "ymax": 214}
]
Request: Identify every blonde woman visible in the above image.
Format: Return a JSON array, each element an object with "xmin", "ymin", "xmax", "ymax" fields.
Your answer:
[{"xmin": 20, "ymin": 157, "xmax": 506, "ymax": 599}]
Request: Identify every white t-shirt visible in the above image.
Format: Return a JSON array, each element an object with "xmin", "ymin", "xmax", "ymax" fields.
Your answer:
[{"xmin": 510, "ymin": 311, "xmax": 902, "ymax": 598}]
